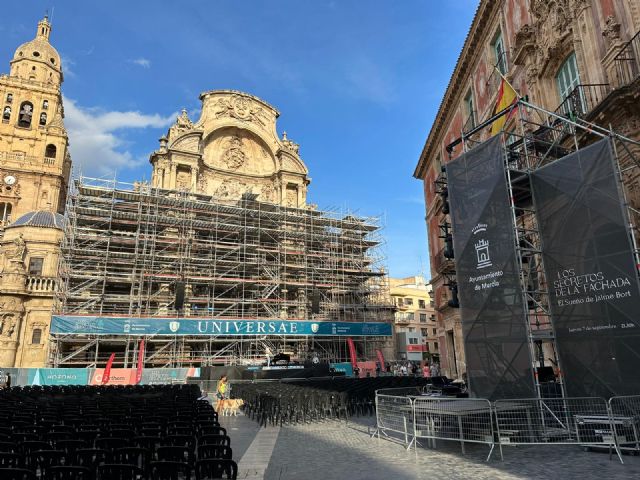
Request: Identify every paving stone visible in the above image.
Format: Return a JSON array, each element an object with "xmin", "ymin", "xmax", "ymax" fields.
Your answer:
[{"xmin": 224, "ymin": 414, "xmax": 640, "ymax": 480}]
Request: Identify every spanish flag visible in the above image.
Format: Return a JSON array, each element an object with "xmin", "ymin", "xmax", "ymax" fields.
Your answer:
[{"xmin": 490, "ymin": 78, "xmax": 519, "ymax": 136}]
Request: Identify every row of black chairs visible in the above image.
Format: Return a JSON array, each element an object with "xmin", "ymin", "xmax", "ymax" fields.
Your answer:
[
  {"xmin": 233, "ymin": 376, "xmax": 441, "ymax": 427},
  {"xmin": 0, "ymin": 384, "xmax": 238, "ymax": 479}
]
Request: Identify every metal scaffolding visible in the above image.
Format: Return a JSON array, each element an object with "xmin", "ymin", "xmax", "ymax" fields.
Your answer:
[
  {"xmin": 52, "ymin": 176, "xmax": 394, "ymax": 367},
  {"xmin": 442, "ymin": 98, "xmax": 640, "ymax": 398}
]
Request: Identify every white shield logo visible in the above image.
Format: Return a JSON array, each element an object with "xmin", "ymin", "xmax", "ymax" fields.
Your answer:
[
  {"xmin": 311, "ymin": 323, "xmax": 319, "ymax": 333},
  {"xmin": 169, "ymin": 321, "xmax": 180, "ymax": 333}
]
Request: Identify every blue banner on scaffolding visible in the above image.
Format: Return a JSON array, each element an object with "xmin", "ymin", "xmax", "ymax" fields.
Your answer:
[{"xmin": 50, "ymin": 316, "xmax": 392, "ymax": 337}]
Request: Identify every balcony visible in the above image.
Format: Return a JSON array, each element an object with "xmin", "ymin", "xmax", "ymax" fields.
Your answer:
[
  {"xmin": 555, "ymin": 84, "xmax": 610, "ymax": 120},
  {"xmin": 394, "ymin": 312, "xmax": 414, "ymax": 324},
  {"xmin": 432, "ymin": 246, "xmax": 455, "ymax": 274},
  {"xmin": 614, "ymin": 30, "xmax": 640, "ymax": 87},
  {"xmin": 26, "ymin": 276, "xmax": 58, "ymax": 293}
]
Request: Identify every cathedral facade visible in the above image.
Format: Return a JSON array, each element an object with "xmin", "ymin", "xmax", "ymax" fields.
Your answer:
[{"xmin": 150, "ymin": 91, "xmax": 309, "ymax": 208}]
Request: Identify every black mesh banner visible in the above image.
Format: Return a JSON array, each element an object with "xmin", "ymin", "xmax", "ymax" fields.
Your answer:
[
  {"xmin": 531, "ymin": 138, "xmax": 640, "ymax": 398},
  {"xmin": 447, "ymin": 136, "xmax": 535, "ymax": 400}
]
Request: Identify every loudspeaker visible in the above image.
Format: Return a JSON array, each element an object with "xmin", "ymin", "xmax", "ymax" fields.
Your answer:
[
  {"xmin": 311, "ymin": 291, "xmax": 321, "ymax": 314},
  {"xmin": 175, "ymin": 281, "xmax": 185, "ymax": 310}
]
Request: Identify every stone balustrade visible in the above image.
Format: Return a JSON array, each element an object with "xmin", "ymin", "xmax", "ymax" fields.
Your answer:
[{"xmin": 25, "ymin": 275, "xmax": 57, "ymax": 293}]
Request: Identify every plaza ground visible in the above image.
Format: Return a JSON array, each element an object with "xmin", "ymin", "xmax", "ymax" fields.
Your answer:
[{"xmin": 221, "ymin": 414, "xmax": 640, "ymax": 480}]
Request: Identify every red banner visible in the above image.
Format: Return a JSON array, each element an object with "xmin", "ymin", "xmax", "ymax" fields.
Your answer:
[
  {"xmin": 135, "ymin": 340, "xmax": 145, "ymax": 385},
  {"xmin": 376, "ymin": 349, "xmax": 385, "ymax": 368},
  {"xmin": 347, "ymin": 337, "xmax": 357, "ymax": 370},
  {"xmin": 102, "ymin": 352, "xmax": 116, "ymax": 385},
  {"xmin": 407, "ymin": 344, "xmax": 426, "ymax": 352}
]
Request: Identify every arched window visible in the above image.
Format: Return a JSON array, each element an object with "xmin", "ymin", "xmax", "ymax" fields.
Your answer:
[
  {"xmin": 17, "ymin": 101, "xmax": 33, "ymax": 128},
  {"xmin": 45, "ymin": 144, "xmax": 56, "ymax": 158},
  {"xmin": 31, "ymin": 328, "xmax": 42, "ymax": 345},
  {"xmin": 39, "ymin": 112, "xmax": 47, "ymax": 126},
  {"xmin": 0, "ymin": 203, "xmax": 12, "ymax": 224}
]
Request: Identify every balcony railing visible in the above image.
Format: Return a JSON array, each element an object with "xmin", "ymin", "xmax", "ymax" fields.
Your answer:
[
  {"xmin": 432, "ymin": 246, "xmax": 455, "ymax": 274},
  {"xmin": 614, "ymin": 29, "xmax": 640, "ymax": 87},
  {"xmin": 26, "ymin": 276, "xmax": 58, "ymax": 293},
  {"xmin": 394, "ymin": 312, "xmax": 414, "ymax": 324},
  {"xmin": 555, "ymin": 83, "xmax": 610, "ymax": 120}
]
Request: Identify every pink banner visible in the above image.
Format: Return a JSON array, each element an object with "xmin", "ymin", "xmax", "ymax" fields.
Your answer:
[
  {"xmin": 92, "ymin": 368, "xmax": 136, "ymax": 386},
  {"xmin": 102, "ymin": 353, "xmax": 116, "ymax": 385},
  {"xmin": 356, "ymin": 361, "xmax": 376, "ymax": 378},
  {"xmin": 346, "ymin": 337, "xmax": 357, "ymax": 370},
  {"xmin": 135, "ymin": 340, "xmax": 145, "ymax": 385}
]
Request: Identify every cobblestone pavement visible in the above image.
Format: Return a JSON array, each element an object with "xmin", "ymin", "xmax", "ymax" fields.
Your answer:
[{"xmin": 222, "ymin": 414, "xmax": 640, "ymax": 480}]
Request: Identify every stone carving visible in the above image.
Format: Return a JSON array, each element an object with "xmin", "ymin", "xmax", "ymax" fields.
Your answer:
[
  {"xmin": 214, "ymin": 95, "xmax": 269, "ymax": 127},
  {"xmin": 515, "ymin": 0, "xmax": 579, "ymax": 77},
  {"xmin": 261, "ymin": 184, "xmax": 274, "ymax": 202},
  {"xmin": 0, "ymin": 298, "xmax": 23, "ymax": 338},
  {"xmin": 3, "ymin": 234, "xmax": 27, "ymax": 273},
  {"xmin": 602, "ymin": 15, "xmax": 621, "ymax": 46},
  {"xmin": 281, "ymin": 132, "xmax": 300, "ymax": 154},
  {"xmin": 175, "ymin": 109, "xmax": 194, "ymax": 131},
  {"xmin": 285, "ymin": 188, "xmax": 297, "ymax": 208},
  {"xmin": 221, "ymin": 135, "xmax": 247, "ymax": 170},
  {"xmin": 172, "ymin": 135, "xmax": 200, "ymax": 153},
  {"xmin": 197, "ymin": 176, "xmax": 208, "ymax": 193}
]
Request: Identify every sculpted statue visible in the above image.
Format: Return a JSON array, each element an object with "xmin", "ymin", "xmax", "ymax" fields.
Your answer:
[{"xmin": 3, "ymin": 234, "xmax": 27, "ymax": 274}]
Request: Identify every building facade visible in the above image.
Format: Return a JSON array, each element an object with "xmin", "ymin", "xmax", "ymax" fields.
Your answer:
[
  {"xmin": 389, "ymin": 276, "xmax": 438, "ymax": 363},
  {"xmin": 149, "ymin": 91, "xmax": 309, "ymax": 208},
  {"xmin": 414, "ymin": 0, "xmax": 640, "ymax": 378},
  {"xmin": 0, "ymin": 17, "xmax": 70, "ymax": 368}
]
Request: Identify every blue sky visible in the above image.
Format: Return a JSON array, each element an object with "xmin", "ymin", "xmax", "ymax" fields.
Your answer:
[{"xmin": 1, "ymin": 1, "xmax": 478, "ymax": 278}]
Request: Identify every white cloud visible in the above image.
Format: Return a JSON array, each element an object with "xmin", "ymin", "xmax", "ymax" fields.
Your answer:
[
  {"xmin": 130, "ymin": 58, "xmax": 151, "ymax": 68},
  {"xmin": 60, "ymin": 55, "xmax": 76, "ymax": 78},
  {"xmin": 64, "ymin": 97, "xmax": 174, "ymax": 176}
]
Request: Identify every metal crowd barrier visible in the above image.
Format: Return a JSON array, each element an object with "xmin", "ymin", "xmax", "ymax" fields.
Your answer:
[
  {"xmin": 608, "ymin": 395, "xmax": 640, "ymax": 455},
  {"xmin": 494, "ymin": 397, "xmax": 621, "ymax": 462},
  {"xmin": 372, "ymin": 388, "xmax": 421, "ymax": 448},
  {"xmin": 373, "ymin": 391, "xmax": 640, "ymax": 464},
  {"xmin": 414, "ymin": 397, "xmax": 495, "ymax": 461}
]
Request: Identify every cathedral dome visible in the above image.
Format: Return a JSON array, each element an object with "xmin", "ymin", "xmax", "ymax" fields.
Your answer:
[
  {"xmin": 10, "ymin": 16, "xmax": 62, "ymax": 79},
  {"xmin": 8, "ymin": 211, "xmax": 66, "ymax": 230}
]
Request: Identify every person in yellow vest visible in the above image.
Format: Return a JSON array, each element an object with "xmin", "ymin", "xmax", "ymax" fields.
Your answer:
[{"xmin": 216, "ymin": 374, "xmax": 229, "ymax": 413}]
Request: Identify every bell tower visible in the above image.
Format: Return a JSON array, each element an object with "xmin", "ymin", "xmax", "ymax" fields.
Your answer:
[{"xmin": 0, "ymin": 15, "xmax": 71, "ymax": 231}]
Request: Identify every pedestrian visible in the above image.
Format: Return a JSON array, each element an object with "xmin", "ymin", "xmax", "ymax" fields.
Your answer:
[
  {"xmin": 400, "ymin": 364, "xmax": 407, "ymax": 376},
  {"xmin": 411, "ymin": 363, "xmax": 418, "ymax": 376},
  {"xmin": 430, "ymin": 363, "xmax": 437, "ymax": 377},
  {"xmin": 215, "ymin": 374, "xmax": 229, "ymax": 414},
  {"xmin": 422, "ymin": 363, "xmax": 431, "ymax": 378},
  {"xmin": 375, "ymin": 362, "xmax": 381, "ymax": 377},
  {"xmin": 5, "ymin": 372, "xmax": 11, "ymax": 389}
]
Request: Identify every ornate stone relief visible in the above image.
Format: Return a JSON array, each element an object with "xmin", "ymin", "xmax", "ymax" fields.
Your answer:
[
  {"xmin": 285, "ymin": 188, "xmax": 297, "ymax": 208},
  {"xmin": 281, "ymin": 132, "xmax": 300, "ymax": 155},
  {"xmin": 0, "ymin": 298, "xmax": 23, "ymax": 339},
  {"xmin": 261, "ymin": 184, "xmax": 275, "ymax": 202},
  {"xmin": 513, "ymin": 0, "xmax": 585, "ymax": 78},
  {"xmin": 221, "ymin": 135, "xmax": 246, "ymax": 170},
  {"xmin": 214, "ymin": 95, "xmax": 269, "ymax": 127},
  {"xmin": 602, "ymin": 15, "xmax": 621, "ymax": 46},
  {"xmin": 172, "ymin": 135, "xmax": 200, "ymax": 153},
  {"xmin": 2, "ymin": 233, "xmax": 27, "ymax": 274}
]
